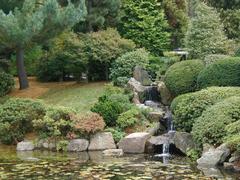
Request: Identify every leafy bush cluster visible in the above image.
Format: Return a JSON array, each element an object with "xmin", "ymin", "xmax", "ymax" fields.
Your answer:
[
  {"xmin": 110, "ymin": 49, "xmax": 149, "ymax": 86},
  {"xmin": 197, "ymin": 57, "xmax": 240, "ymax": 89},
  {"xmin": 203, "ymin": 54, "xmax": 230, "ymax": 66},
  {"xmin": 0, "ymin": 98, "xmax": 46, "ymax": 144},
  {"xmin": 165, "ymin": 60, "xmax": 205, "ymax": 96},
  {"xmin": 0, "ymin": 72, "xmax": 14, "ymax": 97},
  {"xmin": 192, "ymin": 97, "xmax": 240, "ymax": 146},
  {"xmin": 171, "ymin": 87, "xmax": 240, "ymax": 132}
]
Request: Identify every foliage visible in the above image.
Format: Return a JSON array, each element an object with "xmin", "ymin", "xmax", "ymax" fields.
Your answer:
[
  {"xmin": 0, "ymin": 0, "xmax": 24, "ymax": 13},
  {"xmin": 56, "ymin": 140, "xmax": 69, "ymax": 152},
  {"xmin": 197, "ymin": 57, "xmax": 240, "ymax": 89},
  {"xmin": 203, "ymin": 54, "xmax": 230, "ymax": 66},
  {"xmin": 119, "ymin": 0, "xmax": 171, "ymax": 55},
  {"xmin": 192, "ymin": 97, "xmax": 240, "ymax": 146},
  {"xmin": 162, "ymin": 0, "xmax": 189, "ymax": 48},
  {"xmin": 105, "ymin": 127, "xmax": 125, "ymax": 143},
  {"xmin": 91, "ymin": 93, "xmax": 132, "ymax": 127},
  {"xmin": 171, "ymin": 87, "xmax": 240, "ymax": 132},
  {"xmin": 33, "ymin": 106, "xmax": 74, "ymax": 139},
  {"xmin": 78, "ymin": 28, "xmax": 136, "ymax": 81},
  {"xmin": 205, "ymin": 0, "xmax": 240, "ymax": 10},
  {"xmin": 0, "ymin": 98, "xmax": 46, "ymax": 144},
  {"xmin": 75, "ymin": 0, "xmax": 121, "ymax": 32},
  {"xmin": 110, "ymin": 49, "xmax": 149, "ymax": 85},
  {"xmin": 186, "ymin": 148, "xmax": 201, "ymax": 161},
  {"xmin": 71, "ymin": 112, "xmax": 105, "ymax": 136},
  {"xmin": 224, "ymin": 121, "xmax": 240, "ymax": 152},
  {"xmin": 184, "ymin": 2, "xmax": 229, "ymax": 59},
  {"xmin": 36, "ymin": 32, "xmax": 87, "ymax": 82},
  {"xmin": 117, "ymin": 108, "xmax": 140, "ymax": 129},
  {"xmin": 165, "ymin": 60, "xmax": 205, "ymax": 96},
  {"xmin": 0, "ymin": 72, "xmax": 14, "ymax": 97}
]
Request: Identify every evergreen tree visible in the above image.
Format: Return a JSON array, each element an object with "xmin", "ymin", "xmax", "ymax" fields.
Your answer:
[
  {"xmin": 119, "ymin": 0, "xmax": 170, "ymax": 56},
  {"xmin": 162, "ymin": 0, "xmax": 189, "ymax": 48},
  {"xmin": 74, "ymin": 0, "xmax": 121, "ymax": 32},
  {"xmin": 0, "ymin": 0, "xmax": 86, "ymax": 89},
  {"xmin": 185, "ymin": 2, "xmax": 229, "ymax": 58}
]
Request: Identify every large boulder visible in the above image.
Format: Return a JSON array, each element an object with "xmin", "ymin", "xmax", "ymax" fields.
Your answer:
[
  {"xmin": 118, "ymin": 132, "xmax": 151, "ymax": 153},
  {"xmin": 102, "ymin": 149, "xmax": 123, "ymax": 157},
  {"xmin": 17, "ymin": 141, "xmax": 34, "ymax": 151},
  {"xmin": 67, "ymin": 139, "xmax": 89, "ymax": 152},
  {"xmin": 173, "ymin": 132, "xmax": 196, "ymax": 154},
  {"xmin": 157, "ymin": 81, "xmax": 172, "ymax": 105},
  {"xmin": 133, "ymin": 66, "xmax": 152, "ymax": 86},
  {"xmin": 197, "ymin": 144, "xmax": 230, "ymax": 166},
  {"xmin": 145, "ymin": 135, "xmax": 172, "ymax": 153},
  {"xmin": 88, "ymin": 132, "xmax": 116, "ymax": 151},
  {"xmin": 148, "ymin": 111, "xmax": 165, "ymax": 122},
  {"xmin": 127, "ymin": 78, "xmax": 147, "ymax": 103}
]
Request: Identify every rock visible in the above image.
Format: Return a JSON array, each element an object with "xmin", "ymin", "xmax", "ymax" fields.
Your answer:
[
  {"xmin": 102, "ymin": 149, "xmax": 123, "ymax": 157},
  {"xmin": 36, "ymin": 139, "xmax": 56, "ymax": 150},
  {"xmin": 224, "ymin": 162, "xmax": 234, "ymax": 169},
  {"xmin": 229, "ymin": 151, "xmax": 240, "ymax": 163},
  {"xmin": 133, "ymin": 66, "xmax": 152, "ymax": 86},
  {"xmin": 146, "ymin": 122, "xmax": 166, "ymax": 136},
  {"xmin": 88, "ymin": 132, "xmax": 116, "ymax": 151},
  {"xmin": 173, "ymin": 132, "xmax": 196, "ymax": 155},
  {"xmin": 127, "ymin": 78, "xmax": 147, "ymax": 103},
  {"xmin": 148, "ymin": 111, "xmax": 165, "ymax": 122},
  {"xmin": 202, "ymin": 143, "xmax": 215, "ymax": 154},
  {"xmin": 197, "ymin": 144, "xmax": 230, "ymax": 166},
  {"xmin": 118, "ymin": 132, "xmax": 151, "ymax": 153},
  {"xmin": 17, "ymin": 141, "xmax": 34, "ymax": 151},
  {"xmin": 67, "ymin": 139, "xmax": 89, "ymax": 152},
  {"xmin": 145, "ymin": 134, "xmax": 174, "ymax": 153},
  {"xmin": 197, "ymin": 165, "xmax": 224, "ymax": 178},
  {"xmin": 157, "ymin": 81, "xmax": 172, "ymax": 105}
]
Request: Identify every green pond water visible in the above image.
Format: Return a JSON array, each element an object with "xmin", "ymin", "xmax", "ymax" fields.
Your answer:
[{"xmin": 0, "ymin": 145, "xmax": 239, "ymax": 180}]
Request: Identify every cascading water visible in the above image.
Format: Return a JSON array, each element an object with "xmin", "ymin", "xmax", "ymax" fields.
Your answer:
[{"xmin": 154, "ymin": 107, "xmax": 175, "ymax": 162}]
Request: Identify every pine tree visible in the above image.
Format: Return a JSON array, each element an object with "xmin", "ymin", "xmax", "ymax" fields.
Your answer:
[
  {"xmin": 185, "ymin": 2, "xmax": 229, "ymax": 59},
  {"xmin": 74, "ymin": 0, "xmax": 121, "ymax": 32},
  {"xmin": 0, "ymin": 0, "xmax": 86, "ymax": 89}
]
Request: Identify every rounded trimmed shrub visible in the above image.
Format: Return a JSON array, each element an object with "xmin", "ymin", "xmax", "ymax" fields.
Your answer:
[
  {"xmin": 165, "ymin": 60, "xmax": 205, "ymax": 96},
  {"xmin": 171, "ymin": 87, "xmax": 240, "ymax": 132},
  {"xmin": 203, "ymin": 54, "xmax": 230, "ymax": 67},
  {"xmin": 192, "ymin": 96, "xmax": 240, "ymax": 146},
  {"xmin": 197, "ymin": 57, "xmax": 240, "ymax": 89},
  {"xmin": 0, "ymin": 72, "xmax": 14, "ymax": 97},
  {"xmin": 0, "ymin": 98, "xmax": 46, "ymax": 144},
  {"xmin": 110, "ymin": 49, "xmax": 149, "ymax": 86}
]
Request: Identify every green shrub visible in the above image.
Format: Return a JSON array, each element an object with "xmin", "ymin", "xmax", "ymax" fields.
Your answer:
[
  {"xmin": 33, "ymin": 106, "xmax": 75, "ymax": 139},
  {"xmin": 0, "ymin": 72, "xmax": 14, "ymax": 97},
  {"xmin": 91, "ymin": 94, "xmax": 132, "ymax": 127},
  {"xmin": 165, "ymin": 60, "xmax": 205, "ymax": 96},
  {"xmin": 110, "ymin": 49, "xmax": 149, "ymax": 86},
  {"xmin": 224, "ymin": 121, "xmax": 240, "ymax": 152},
  {"xmin": 0, "ymin": 98, "xmax": 46, "ymax": 144},
  {"xmin": 117, "ymin": 108, "xmax": 140, "ymax": 129},
  {"xmin": 197, "ymin": 57, "xmax": 240, "ymax": 89},
  {"xmin": 105, "ymin": 127, "xmax": 126, "ymax": 143},
  {"xmin": 192, "ymin": 96, "xmax": 240, "ymax": 146},
  {"xmin": 171, "ymin": 87, "xmax": 240, "ymax": 132},
  {"xmin": 203, "ymin": 54, "xmax": 230, "ymax": 66}
]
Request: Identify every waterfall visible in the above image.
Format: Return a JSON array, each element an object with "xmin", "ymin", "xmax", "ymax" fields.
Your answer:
[{"xmin": 154, "ymin": 107, "xmax": 175, "ymax": 160}]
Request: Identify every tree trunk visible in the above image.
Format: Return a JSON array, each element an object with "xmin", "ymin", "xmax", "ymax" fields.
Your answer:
[{"xmin": 16, "ymin": 47, "xmax": 29, "ymax": 90}]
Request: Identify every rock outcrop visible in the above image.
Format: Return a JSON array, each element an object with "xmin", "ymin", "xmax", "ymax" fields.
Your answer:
[
  {"xmin": 118, "ymin": 132, "xmax": 151, "ymax": 153},
  {"xmin": 88, "ymin": 132, "xmax": 116, "ymax": 151},
  {"xmin": 67, "ymin": 139, "xmax": 89, "ymax": 152},
  {"xmin": 17, "ymin": 141, "xmax": 34, "ymax": 151}
]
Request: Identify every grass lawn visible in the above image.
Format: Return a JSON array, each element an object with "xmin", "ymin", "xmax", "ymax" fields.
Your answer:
[
  {"xmin": 10, "ymin": 77, "xmax": 107, "ymax": 113},
  {"xmin": 40, "ymin": 82, "xmax": 106, "ymax": 113}
]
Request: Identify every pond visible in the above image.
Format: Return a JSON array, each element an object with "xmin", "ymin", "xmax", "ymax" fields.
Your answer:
[{"xmin": 0, "ymin": 145, "xmax": 239, "ymax": 180}]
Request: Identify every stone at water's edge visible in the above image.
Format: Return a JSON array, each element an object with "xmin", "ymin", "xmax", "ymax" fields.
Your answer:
[
  {"xmin": 102, "ymin": 149, "xmax": 124, "ymax": 157},
  {"xmin": 197, "ymin": 143, "xmax": 230, "ymax": 166},
  {"xmin": 229, "ymin": 151, "xmax": 240, "ymax": 163},
  {"xmin": 67, "ymin": 139, "xmax": 89, "ymax": 152},
  {"xmin": 133, "ymin": 66, "xmax": 152, "ymax": 86},
  {"xmin": 17, "ymin": 141, "xmax": 34, "ymax": 151},
  {"xmin": 148, "ymin": 111, "xmax": 165, "ymax": 123},
  {"xmin": 118, "ymin": 132, "xmax": 151, "ymax": 153},
  {"xmin": 173, "ymin": 132, "xmax": 196, "ymax": 155},
  {"xmin": 145, "ymin": 134, "xmax": 172, "ymax": 153},
  {"xmin": 157, "ymin": 81, "xmax": 172, "ymax": 105},
  {"xmin": 88, "ymin": 132, "xmax": 116, "ymax": 151}
]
